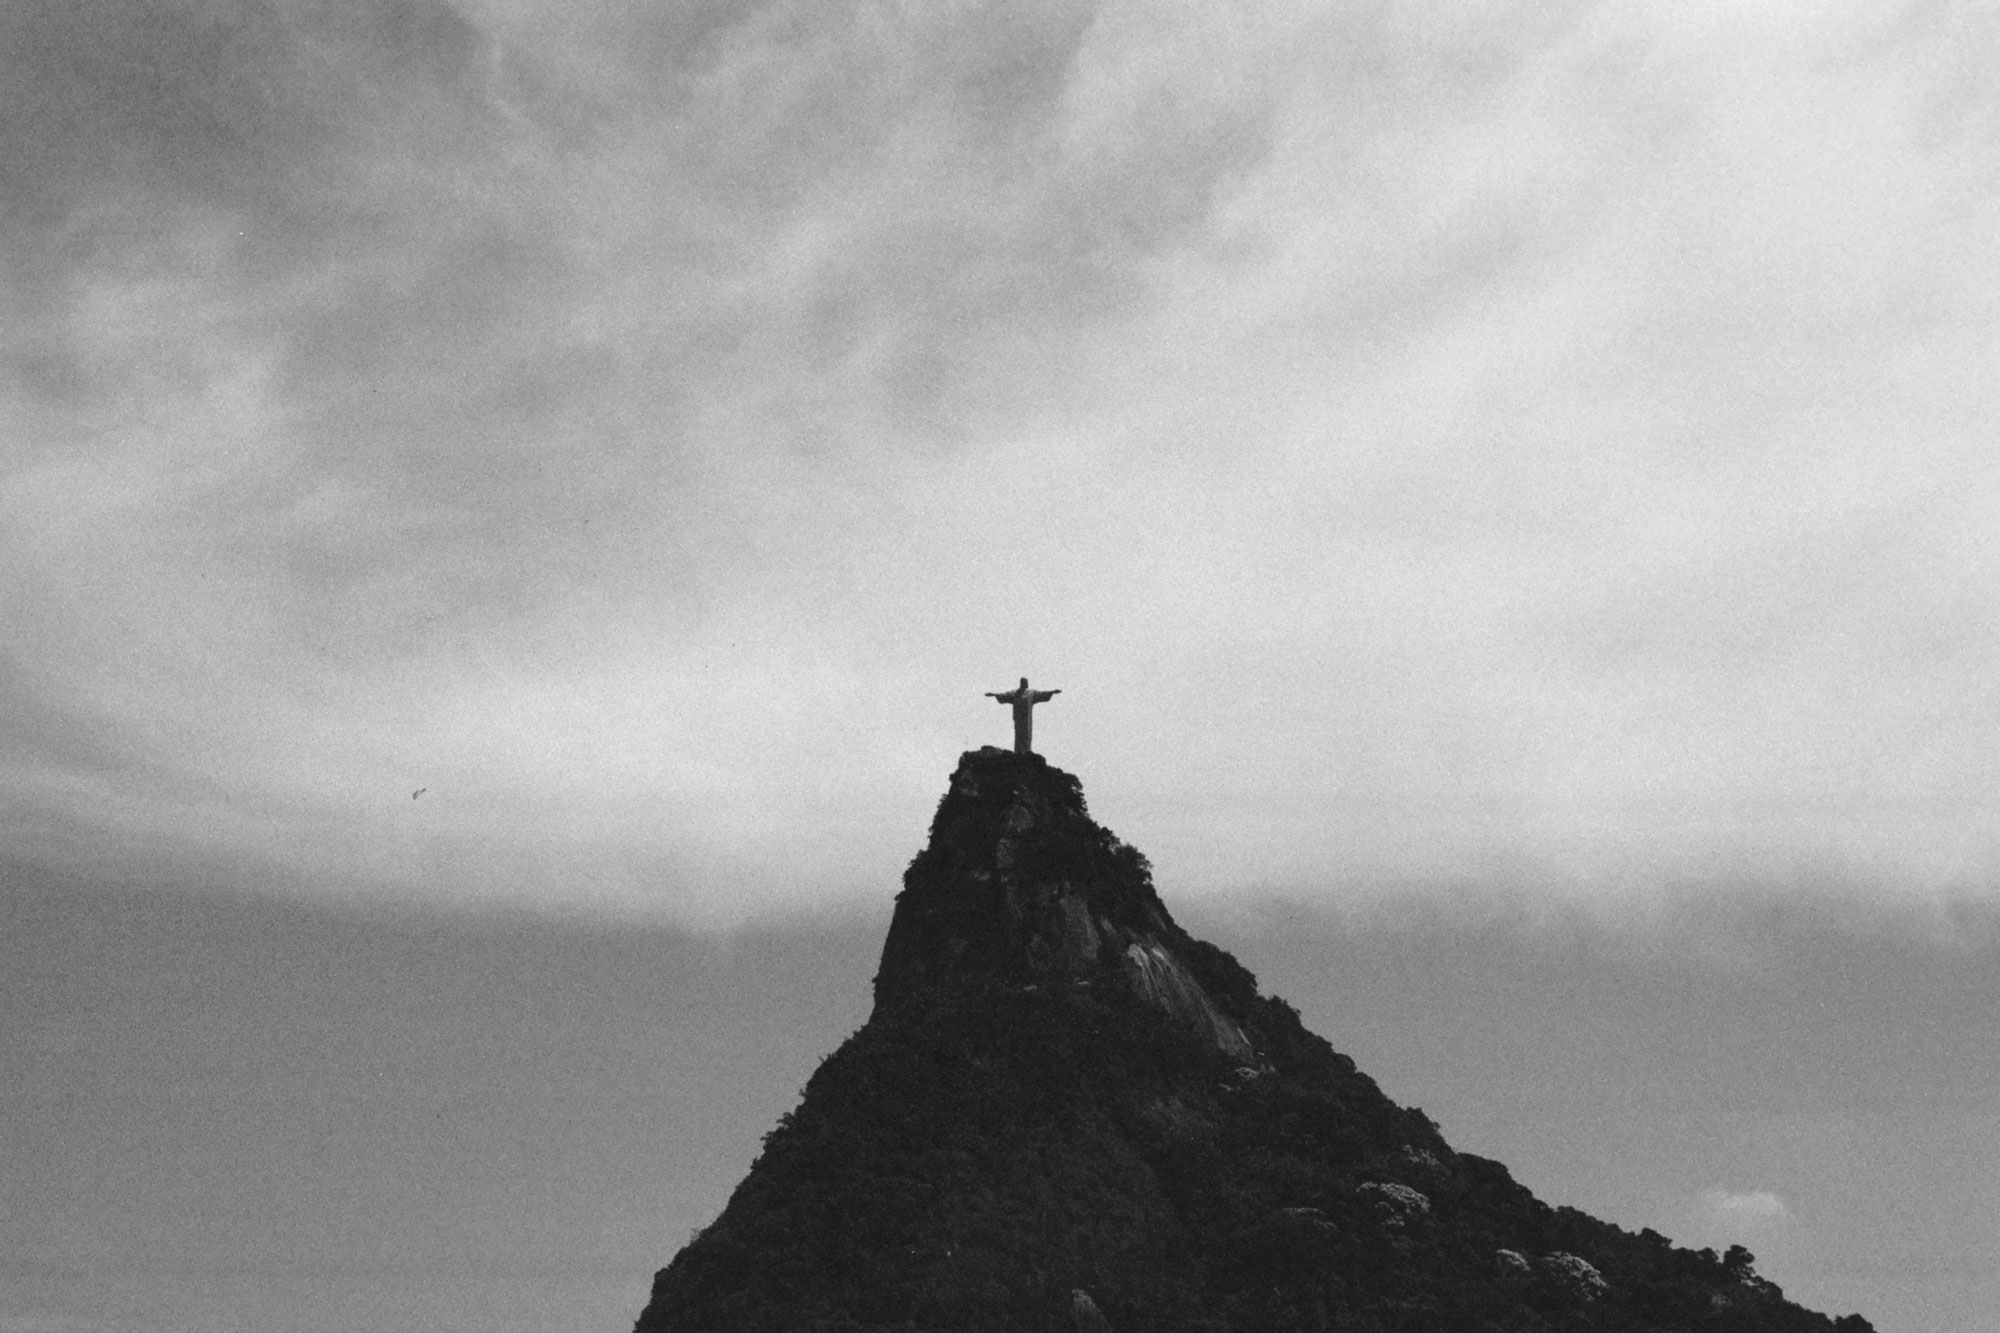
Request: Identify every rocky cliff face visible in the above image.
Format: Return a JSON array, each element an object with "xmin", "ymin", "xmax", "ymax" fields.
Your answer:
[
  {"xmin": 875, "ymin": 747, "xmax": 1253, "ymax": 1061},
  {"xmin": 633, "ymin": 751, "xmax": 1875, "ymax": 1332}
]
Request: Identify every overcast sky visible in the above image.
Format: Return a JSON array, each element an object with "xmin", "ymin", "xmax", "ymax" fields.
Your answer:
[{"xmin": 6, "ymin": 0, "xmax": 1997, "ymax": 920}]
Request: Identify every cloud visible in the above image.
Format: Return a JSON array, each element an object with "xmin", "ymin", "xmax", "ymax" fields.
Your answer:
[
  {"xmin": 3, "ymin": 0, "xmax": 1998, "ymax": 917},
  {"xmin": 1688, "ymin": 1188, "xmax": 1797, "ymax": 1262},
  {"xmin": 1702, "ymin": 1188, "xmax": 1791, "ymax": 1223}
]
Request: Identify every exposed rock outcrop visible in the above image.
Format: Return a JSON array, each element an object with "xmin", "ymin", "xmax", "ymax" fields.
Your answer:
[
  {"xmin": 1358, "ymin": 1179, "xmax": 1431, "ymax": 1228},
  {"xmin": 1541, "ymin": 1250, "xmax": 1611, "ymax": 1301},
  {"xmin": 1069, "ymin": 1288, "xmax": 1111, "ymax": 1332},
  {"xmin": 875, "ymin": 747, "xmax": 1254, "ymax": 1060}
]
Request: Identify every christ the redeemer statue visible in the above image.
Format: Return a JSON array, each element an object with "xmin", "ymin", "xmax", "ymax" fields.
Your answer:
[{"xmin": 987, "ymin": 677, "xmax": 1060, "ymax": 755}]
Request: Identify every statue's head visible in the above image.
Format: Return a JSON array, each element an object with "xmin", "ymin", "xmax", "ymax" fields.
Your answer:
[{"xmin": 1019, "ymin": 677, "xmax": 1029, "ymax": 688}]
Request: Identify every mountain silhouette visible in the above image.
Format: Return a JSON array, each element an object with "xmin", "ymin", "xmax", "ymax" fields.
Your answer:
[{"xmin": 634, "ymin": 747, "xmax": 1873, "ymax": 1332}]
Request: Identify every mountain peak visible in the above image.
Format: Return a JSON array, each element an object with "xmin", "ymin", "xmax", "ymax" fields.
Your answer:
[
  {"xmin": 634, "ymin": 755, "xmax": 1876, "ymax": 1332},
  {"xmin": 874, "ymin": 748, "xmax": 1252, "ymax": 1061}
]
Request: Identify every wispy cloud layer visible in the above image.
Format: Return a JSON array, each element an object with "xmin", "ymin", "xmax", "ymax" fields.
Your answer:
[{"xmin": 4, "ymin": 0, "xmax": 1997, "ymax": 916}]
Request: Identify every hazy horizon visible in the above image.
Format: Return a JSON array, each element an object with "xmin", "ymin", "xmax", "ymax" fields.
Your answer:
[{"xmin": 9, "ymin": 861, "xmax": 1997, "ymax": 1333}]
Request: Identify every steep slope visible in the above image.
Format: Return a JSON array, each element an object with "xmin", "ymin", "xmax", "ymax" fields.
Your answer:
[{"xmin": 634, "ymin": 748, "xmax": 1874, "ymax": 1332}]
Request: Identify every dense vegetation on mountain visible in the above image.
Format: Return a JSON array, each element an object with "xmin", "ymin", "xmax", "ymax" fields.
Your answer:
[{"xmin": 635, "ymin": 749, "xmax": 1874, "ymax": 1333}]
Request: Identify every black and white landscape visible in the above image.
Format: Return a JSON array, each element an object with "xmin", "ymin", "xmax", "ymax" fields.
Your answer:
[{"xmin": 4, "ymin": 3, "xmax": 1996, "ymax": 1331}]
